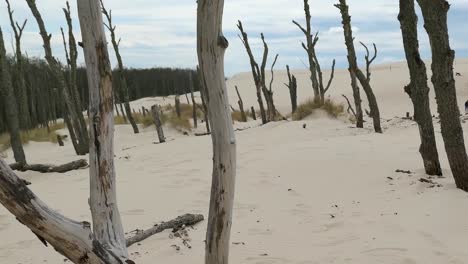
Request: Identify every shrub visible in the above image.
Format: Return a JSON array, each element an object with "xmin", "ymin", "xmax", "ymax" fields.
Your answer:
[
  {"xmin": 292, "ymin": 98, "xmax": 345, "ymax": 120},
  {"xmin": 231, "ymin": 111, "xmax": 247, "ymax": 122},
  {"xmin": 0, "ymin": 122, "xmax": 66, "ymax": 151}
]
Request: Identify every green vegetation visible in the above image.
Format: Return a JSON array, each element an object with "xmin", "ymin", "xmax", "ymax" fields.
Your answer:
[{"xmin": 292, "ymin": 98, "xmax": 345, "ymax": 121}]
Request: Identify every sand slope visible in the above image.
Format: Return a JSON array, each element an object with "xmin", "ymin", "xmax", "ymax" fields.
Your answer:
[{"xmin": 1, "ymin": 60, "xmax": 468, "ymax": 263}]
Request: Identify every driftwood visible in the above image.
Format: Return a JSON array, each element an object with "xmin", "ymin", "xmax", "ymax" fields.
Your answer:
[
  {"xmin": 126, "ymin": 213, "xmax": 204, "ymax": 247},
  {"xmin": 10, "ymin": 159, "xmax": 88, "ymax": 173}
]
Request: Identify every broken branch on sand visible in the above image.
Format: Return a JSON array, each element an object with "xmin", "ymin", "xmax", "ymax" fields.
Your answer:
[
  {"xmin": 126, "ymin": 213, "xmax": 204, "ymax": 247},
  {"xmin": 9, "ymin": 159, "xmax": 88, "ymax": 173}
]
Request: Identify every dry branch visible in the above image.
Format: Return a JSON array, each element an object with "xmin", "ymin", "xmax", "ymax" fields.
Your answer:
[
  {"xmin": 10, "ymin": 159, "xmax": 88, "ymax": 173},
  {"xmin": 126, "ymin": 214, "xmax": 204, "ymax": 247}
]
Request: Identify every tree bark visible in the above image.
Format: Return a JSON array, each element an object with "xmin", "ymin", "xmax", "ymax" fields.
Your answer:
[
  {"xmin": 0, "ymin": 27, "xmax": 26, "ymax": 165},
  {"xmin": 285, "ymin": 65, "xmax": 298, "ymax": 113},
  {"xmin": 197, "ymin": 1, "xmax": 237, "ymax": 263},
  {"xmin": 10, "ymin": 159, "xmax": 88, "ymax": 173},
  {"xmin": 126, "ymin": 214, "xmax": 204, "ymax": 247},
  {"xmin": 78, "ymin": 0, "xmax": 130, "ymax": 260},
  {"xmin": 398, "ymin": 0, "xmax": 442, "ymax": 176},
  {"xmin": 151, "ymin": 105, "xmax": 166, "ymax": 144},
  {"xmin": 335, "ymin": 0, "xmax": 364, "ymax": 128},
  {"xmin": 25, "ymin": 0, "xmax": 89, "ymax": 156},
  {"xmin": 189, "ymin": 72, "xmax": 198, "ymax": 128},
  {"xmin": 6, "ymin": 0, "xmax": 31, "ymax": 129},
  {"xmin": 417, "ymin": 0, "xmax": 468, "ymax": 190},
  {"xmin": 293, "ymin": 0, "xmax": 320, "ymax": 99},
  {"xmin": 237, "ymin": 21, "xmax": 268, "ymax": 124},
  {"xmin": 235, "ymin": 86, "xmax": 247, "ymax": 122},
  {"xmin": 101, "ymin": 0, "xmax": 139, "ymax": 134}
]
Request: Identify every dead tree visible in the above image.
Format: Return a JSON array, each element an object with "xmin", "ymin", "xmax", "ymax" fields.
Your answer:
[
  {"xmin": 398, "ymin": 0, "xmax": 442, "ymax": 176},
  {"xmin": 315, "ymin": 57, "xmax": 336, "ymax": 104},
  {"xmin": 0, "ymin": 27, "xmax": 26, "ymax": 165},
  {"xmin": 151, "ymin": 105, "xmax": 166, "ymax": 143},
  {"xmin": 285, "ymin": 65, "xmax": 298, "ymax": 113},
  {"xmin": 335, "ymin": 0, "xmax": 381, "ymax": 133},
  {"xmin": 189, "ymin": 72, "xmax": 198, "ymax": 128},
  {"xmin": 358, "ymin": 42, "xmax": 382, "ymax": 133},
  {"xmin": 5, "ymin": 0, "xmax": 31, "ymax": 129},
  {"xmin": 259, "ymin": 33, "xmax": 277, "ymax": 121},
  {"xmin": 26, "ymin": 0, "xmax": 89, "ymax": 155},
  {"xmin": 334, "ymin": 0, "xmax": 364, "ymax": 128},
  {"xmin": 342, "ymin": 94, "xmax": 356, "ymax": 118},
  {"xmin": 101, "ymin": 0, "xmax": 140, "ymax": 134},
  {"xmin": 175, "ymin": 95, "xmax": 182, "ymax": 118},
  {"xmin": 237, "ymin": 21, "xmax": 268, "ymax": 124},
  {"xmin": 293, "ymin": 0, "xmax": 320, "ymax": 99},
  {"xmin": 417, "ymin": 0, "xmax": 468, "ymax": 190},
  {"xmin": 251, "ymin": 106, "xmax": 257, "ymax": 120},
  {"xmin": 198, "ymin": 0, "xmax": 237, "ymax": 263},
  {"xmin": 197, "ymin": 66, "xmax": 210, "ymax": 133},
  {"xmin": 268, "ymin": 53, "xmax": 279, "ymax": 119},
  {"xmin": 235, "ymin": 86, "xmax": 247, "ymax": 122}
]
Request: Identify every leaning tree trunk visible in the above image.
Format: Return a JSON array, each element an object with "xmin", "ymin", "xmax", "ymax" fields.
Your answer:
[
  {"xmin": 197, "ymin": 0, "xmax": 237, "ymax": 263},
  {"xmin": 0, "ymin": 27, "xmax": 26, "ymax": 165},
  {"xmin": 101, "ymin": 1, "xmax": 139, "ymax": 134},
  {"xmin": 6, "ymin": 0, "xmax": 31, "ymax": 129},
  {"xmin": 417, "ymin": 0, "xmax": 468, "ymax": 190},
  {"xmin": 25, "ymin": 0, "xmax": 89, "ymax": 155},
  {"xmin": 335, "ymin": 0, "xmax": 364, "ymax": 128},
  {"xmin": 398, "ymin": 0, "xmax": 442, "ymax": 176},
  {"xmin": 151, "ymin": 105, "xmax": 166, "ymax": 144}
]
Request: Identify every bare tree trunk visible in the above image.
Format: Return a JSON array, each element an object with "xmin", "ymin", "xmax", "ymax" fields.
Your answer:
[
  {"xmin": 251, "ymin": 106, "xmax": 257, "ymax": 120},
  {"xmin": 197, "ymin": 0, "xmax": 237, "ymax": 263},
  {"xmin": 25, "ymin": 0, "xmax": 89, "ymax": 155},
  {"xmin": 78, "ymin": 0, "xmax": 130, "ymax": 260},
  {"xmin": 0, "ymin": 27, "xmax": 26, "ymax": 165},
  {"xmin": 293, "ymin": 0, "xmax": 320, "ymax": 99},
  {"xmin": 189, "ymin": 72, "xmax": 198, "ymax": 128},
  {"xmin": 101, "ymin": 0, "xmax": 139, "ymax": 134},
  {"xmin": 356, "ymin": 42, "xmax": 382, "ymax": 133},
  {"xmin": 335, "ymin": 0, "xmax": 364, "ymax": 128},
  {"xmin": 235, "ymin": 86, "xmax": 247, "ymax": 122},
  {"xmin": 237, "ymin": 21, "xmax": 268, "ymax": 124},
  {"xmin": 175, "ymin": 95, "xmax": 181, "ymax": 118},
  {"xmin": 398, "ymin": 0, "xmax": 442, "ymax": 176},
  {"xmin": 151, "ymin": 105, "xmax": 165, "ymax": 143},
  {"xmin": 417, "ymin": 0, "xmax": 468, "ymax": 190},
  {"xmin": 6, "ymin": 0, "xmax": 31, "ymax": 129},
  {"xmin": 285, "ymin": 65, "xmax": 298, "ymax": 113}
]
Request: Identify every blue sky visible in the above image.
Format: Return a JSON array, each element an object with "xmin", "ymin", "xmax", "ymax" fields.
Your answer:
[{"xmin": 0, "ymin": 0, "xmax": 467, "ymax": 76}]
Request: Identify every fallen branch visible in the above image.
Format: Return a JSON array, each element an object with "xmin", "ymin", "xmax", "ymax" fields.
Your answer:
[
  {"xmin": 342, "ymin": 94, "xmax": 356, "ymax": 118},
  {"xmin": 10, "ymin": 159, "xmax": 88, "ymax": 173},
  {"xmin": 126, "ymin": 213, "xmax": 204, "ymax": 247}
]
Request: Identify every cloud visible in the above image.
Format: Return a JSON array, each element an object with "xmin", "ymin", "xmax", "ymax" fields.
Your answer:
[{"xmin": 0, "ymin": 0, "xmax": 466, "ymax": 75}]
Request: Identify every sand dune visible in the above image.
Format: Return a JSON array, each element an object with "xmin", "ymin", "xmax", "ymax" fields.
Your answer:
[{"xmin": 1, "ymin": 60, "xmax": 468, "ymax": 263}]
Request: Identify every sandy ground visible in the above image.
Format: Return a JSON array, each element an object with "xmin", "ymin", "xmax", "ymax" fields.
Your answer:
[{"xmin": 1, "ymin": 60, "xmax": 468, "ymax": 263}]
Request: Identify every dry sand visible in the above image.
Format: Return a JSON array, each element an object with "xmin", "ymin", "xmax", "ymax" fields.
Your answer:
[{"xmin": 1, "ymin": 60, "xmax": 468, "ymax": 263}]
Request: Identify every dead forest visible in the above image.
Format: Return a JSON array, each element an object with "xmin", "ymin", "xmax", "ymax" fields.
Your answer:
[{"xmin": 0, "ymin": 0, "xmax": 467, "ymax": 263}]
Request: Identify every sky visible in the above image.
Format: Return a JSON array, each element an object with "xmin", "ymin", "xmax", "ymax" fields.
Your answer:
[{"xmin": 0, "ymin": 0, "xmax": 467, "ymax": 76}]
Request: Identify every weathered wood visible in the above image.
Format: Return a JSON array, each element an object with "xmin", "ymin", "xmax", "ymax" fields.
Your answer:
[
  {"xmin": 78, "ymin": 0, "xmax": 130, "ymax": 261},
  {"xmin": 251, "ymin": 106, "xmax": 257, "ymax": 120},
  {"xmin": 342, "ymin": 94, "xmax": 356, "ymax": 118},
  {"xmin": 335, "ymin": 0, "xmax": 364, "ymax": 128},
  {"xmin": 235, "ymin": 86, "xmax": 247, "ymax": 122},
  {"xmin": 0, "ymin": 27, "xmax": 26, "ymax": 165},
  {"xmin": 237, "ymin": 21, "xmax": 268, "ymax": 124},
  {"xmin": 10, "ymin": 159, "xmax": 88, "ymax": 173},
  {"xmin": 101, "ymin": 0, "xmax": 139, "ymax": 134},
  {"xmin": 292, "ymin": 0, "xmax": 320, "ymax": 99},
  {"xmin": 398, "ymin": 0, "xmax": 442, "ymax": 176},
  {"xmin": 197, "ymin": 0, "xmax": 237, "ymax": 263},
  {"xmin": 151, "ymin": 105, "xmax": 166, "ymax": 143},
  {"xmin": 189, "ymin": 72, "xmax": 198, "ymax": 128},
  {"xmin": 175, "ymin": 95, "xmax": 182, "ymax": 118},
  {"xmin": 417, "ymin": 0, "xmax": 468, "ymax": 190},
  {"xmin": 285, "ymin": 65, "xmax": 298, "ymax": 113},
  {"xmin": 126, "ymin": 213, "xmax": 204, "ymax": 247}
]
